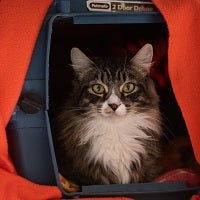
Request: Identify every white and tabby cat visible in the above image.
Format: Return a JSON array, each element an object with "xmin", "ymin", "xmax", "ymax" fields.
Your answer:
[{"xmin": 53, "ymin": 44, "xmax": 163, "ymax": 185}]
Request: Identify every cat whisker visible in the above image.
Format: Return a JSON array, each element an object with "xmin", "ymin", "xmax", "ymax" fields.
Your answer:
[
  {"xmin": 53, "ymin": 44, "xmax": 164, "ymax": 185},
  {"xmin": 131, "ymin": 106, "xmax": 175, "ymax": 140}
]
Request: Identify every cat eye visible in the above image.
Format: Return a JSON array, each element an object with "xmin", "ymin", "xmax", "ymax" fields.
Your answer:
[
  {"xmin": 122, "ymin": 82, "xmax": 135, "ymax": 94},
  {"xmin": 92, "ymin": 84, "xmax": 105, "ymax": 95}
]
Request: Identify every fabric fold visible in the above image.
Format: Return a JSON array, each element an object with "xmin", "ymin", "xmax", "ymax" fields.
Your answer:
[{"xmin": 0, "ymin": 0, "xmax": 200, "ymax": 199}]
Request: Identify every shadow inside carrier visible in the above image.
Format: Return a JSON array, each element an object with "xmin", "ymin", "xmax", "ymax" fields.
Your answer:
[{"xmin": 48, "ymin": 17, "xmax": 199, "ymax": 199}]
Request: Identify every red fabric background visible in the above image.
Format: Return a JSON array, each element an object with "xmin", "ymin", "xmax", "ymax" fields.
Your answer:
[
  {"xmin": 0, "ymin": 0, "xmax": 200, "ymax": 199},
  {"xmin": 152, "ymin": 0, "xmax": 200, "ymax": 166},
  {"xmin": 0, "ymin": 0, "xmax": 61, "ymax": 199}
]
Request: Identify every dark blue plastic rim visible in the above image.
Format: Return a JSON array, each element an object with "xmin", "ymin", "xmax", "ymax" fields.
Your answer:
[{"xmin": 45, "ymin": 11, "xmax": 200, "ymax": 199}]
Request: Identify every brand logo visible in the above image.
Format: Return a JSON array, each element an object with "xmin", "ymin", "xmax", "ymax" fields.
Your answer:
[{"xmin": 89, "ymin": 2, "xmax": 110, "ymax": 10}]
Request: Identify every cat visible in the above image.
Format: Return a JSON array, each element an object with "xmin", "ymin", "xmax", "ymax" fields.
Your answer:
[{"xmin": 53, "ymin": 43, "xmax": 163, "ymax": 186}]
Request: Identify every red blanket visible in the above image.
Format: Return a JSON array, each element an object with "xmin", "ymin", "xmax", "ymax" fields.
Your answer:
[
  {"xmin": 0, "ymin": 0, "xmax": 200, "ymax": 199},
  {"xmin": 0, "ymin": 0, "xmax": 61, "ymax": 199}
]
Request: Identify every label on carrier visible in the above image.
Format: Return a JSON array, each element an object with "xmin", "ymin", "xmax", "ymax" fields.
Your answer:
[{"xmin": 87, "ymin": 1, "xmax": 158, "ymax": 12}]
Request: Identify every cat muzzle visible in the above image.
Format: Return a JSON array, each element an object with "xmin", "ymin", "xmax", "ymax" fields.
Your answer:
[{"xmin": 108, "ymin": 103, "xmax": 120, "ymax": 111}]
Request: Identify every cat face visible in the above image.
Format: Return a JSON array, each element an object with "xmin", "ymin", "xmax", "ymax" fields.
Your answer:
[{"xmin": 70, "ymin": 44, "xmax": 159, "ymax": 120}]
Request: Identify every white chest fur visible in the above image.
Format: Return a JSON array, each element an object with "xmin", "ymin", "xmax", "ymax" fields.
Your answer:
[{"xmin": 79, "ymin": 111, "xmax": 160, "ymax": 184}]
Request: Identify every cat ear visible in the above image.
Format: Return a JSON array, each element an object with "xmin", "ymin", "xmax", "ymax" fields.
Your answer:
[
  {"xmin": 70, "ymin": 47, "xmax": 94, "ymax": 80},
  {"xmin": 129, "ymin": 43, "xmax": 153, "ymax": 74}
]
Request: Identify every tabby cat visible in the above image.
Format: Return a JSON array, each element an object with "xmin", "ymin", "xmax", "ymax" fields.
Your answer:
[{"xmin": 53, "ymin": 44, "xmax": 163, "ymax": 186}]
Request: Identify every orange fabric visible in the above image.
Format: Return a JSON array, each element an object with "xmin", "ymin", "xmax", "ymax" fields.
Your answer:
[
  {"xmin": 152, "ymin": 0, "xmax": 200, "ymax": 163},
  {"xmin": 152, "ymin": 1, "xmax": 200, "ymax": 199},
  {"xmin": 0, "ymin": 0, "xmax": 61, "ymax": 199},
  {"xmin": 0, "ymin": 0, "xmax": 200, "ymax": 199}
]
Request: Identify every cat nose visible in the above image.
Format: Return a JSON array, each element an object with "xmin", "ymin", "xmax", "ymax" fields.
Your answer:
[{"xmin": 108, "ymin": 103, "xmax": 119, "ymax": 111}]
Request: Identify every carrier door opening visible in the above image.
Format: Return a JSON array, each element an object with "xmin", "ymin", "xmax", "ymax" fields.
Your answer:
[{"xmin": 48, "ymin": 17, "xmax": 197, "ymax": 192}]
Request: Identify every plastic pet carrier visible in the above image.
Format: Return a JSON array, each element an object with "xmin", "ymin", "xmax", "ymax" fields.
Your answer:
[{"xmin": 7, "ymin": 0, "xmax": 200, "ymax": 199}]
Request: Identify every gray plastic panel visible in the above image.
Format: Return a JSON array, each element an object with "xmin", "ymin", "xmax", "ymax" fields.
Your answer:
[
  {"xmin": 71, "ymin": 12, "xmax": 164, "ymax": 24},
  {"xmin": 7, "ymin": 126, "xmax": 57, "ymax": 185}
]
